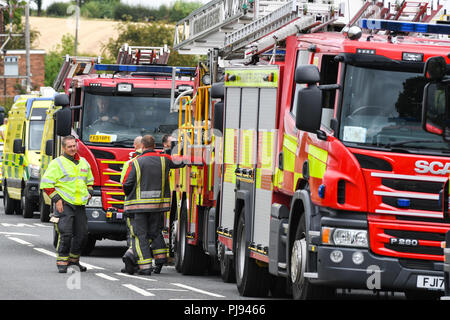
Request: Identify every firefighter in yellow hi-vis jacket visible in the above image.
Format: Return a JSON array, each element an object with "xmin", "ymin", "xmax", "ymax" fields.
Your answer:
[{"xmin": 40, "ymin": 135, "xmax": 94, "ymax": 273}]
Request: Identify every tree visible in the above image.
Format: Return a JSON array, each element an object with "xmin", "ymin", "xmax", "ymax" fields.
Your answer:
[
  {"xmin": 44, "ymin": 34, "xmax": 78, "ymax": 87},
  {"xmin": 103, "ymin": 21, "xmax": 199, "ymax": 67},
  {"xmin": 32, "ymin": 0, "xmax": 42, "ymax": 16}
]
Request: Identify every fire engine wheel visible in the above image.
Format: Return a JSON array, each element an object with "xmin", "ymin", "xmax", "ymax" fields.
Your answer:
[
  {"xmin": 178, "ymin": 203, "xmax": 208, "ymax": 275},
  {"xmin": 219, "ymin": 242, "xmax": 235, "ymax": 283},
  {"xmin": 290, "ymin": 214, "xmax": 335, "ymax": 300},
  {"xmin": 39, "ymin": 193, "xmax": 51, "ymax": 222},
  {"xmin": 235, "ymin": 210, "xmax": 270, "ymax": 297}
]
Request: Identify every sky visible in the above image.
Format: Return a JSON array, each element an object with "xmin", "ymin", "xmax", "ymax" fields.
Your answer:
[{"xmin": 40, "ymin": 0, "xmax": 210, "ymax": 9}]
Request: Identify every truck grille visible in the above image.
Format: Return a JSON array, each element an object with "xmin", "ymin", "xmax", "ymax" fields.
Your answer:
[
  {"xmin": 367, "ymin": 171, "xmax": 450, "ymax": 261},
  {"xmin": 370, "ymin": 223, "xmax": 447, "ymax": 261},
  {"xmin": 371, "ymin": 172, "xmax": 446, "ymax": 220}
]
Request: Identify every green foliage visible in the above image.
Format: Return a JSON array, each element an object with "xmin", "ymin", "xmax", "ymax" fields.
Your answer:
[
  {"xmin": 46, "ymin": 2, "xmax": 70, "ymax": 16},
  {"xmin": 43, "ymin": 0, "xmax": 203, "ymax": 22},
  {"xmin": 103, "ymin": 22, "xmax": 199, "ymax": 67},
  {"xmin": 44, "ymin": 33, "xmax": 79, "ymax": 87}
]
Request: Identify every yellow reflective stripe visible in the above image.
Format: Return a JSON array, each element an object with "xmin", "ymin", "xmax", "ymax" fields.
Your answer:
[
  {"xmin": 161, "ymin": 157, "xmax": 165, "ymax": 201},
  {"xmin": 307, "ymin": 145, "xmax": 328, "ymax": 179},
  {"xmin": 240, "ymin": 129, "xmax": 255, "ymax": 168},
  {"xmin": 223, "ymin": 164, "xmax": 236, "ymax": 183},
  {"xmin": 283, "ymin": 133, "xmax": 297, "ymax": 154},
  {"xmin": 124, "ymin": 198, "xmax": 171, "ymax": 205},
  {"xmin": 224, "ymin": 128, "xmax": 236, "ymax": 164},
  {"xmin": 283, "ymin": 146, "xmax": 296, "ymax": 172},
  {"xmin": 260, "ymin": 130, "xmax": 275, "ymax": 170},
  {"xmin": 308, "ymin": 145, "xmax": 328, "ymax": 163},
  {"xmin": 133, "ymin": 159, "xmax": 141, "ymax": 200}
]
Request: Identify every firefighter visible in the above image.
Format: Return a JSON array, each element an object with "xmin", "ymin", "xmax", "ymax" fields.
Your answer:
[
  {"xmin": 121, "ymin": 135, "xmax": 172, "ymax": 275},
  {"xmin": 120, "ymin": 135, "xmax": 143, "ymax": 275},
  {"xmin": 162, "ymin": 134, "xmax": 176, "ymax": 155},
  {"xmin": 40, "ymin": 135, "xmax": 94, "ymax": 273}
]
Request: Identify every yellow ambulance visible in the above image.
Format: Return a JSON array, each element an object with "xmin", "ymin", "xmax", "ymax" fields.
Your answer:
[
  {"xmin": 38, "ymin": 102, "xmax": 61, "ymax": 222},
  {"xmin": 3, "ymin": 90, "xmax": 55, "ymax": 217}
]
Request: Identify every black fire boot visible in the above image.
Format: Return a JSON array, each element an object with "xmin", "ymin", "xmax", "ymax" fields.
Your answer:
[
  {"xmin": 68, "ymin": 260, "xmax": 87, "ymax": 272},
  {"xmin": 153, "ymin": 263, "xmax": 163, "ymax": 274}
]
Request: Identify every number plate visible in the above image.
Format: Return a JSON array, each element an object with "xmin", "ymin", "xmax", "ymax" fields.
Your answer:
[
  {"xmin": 89, "ymin": 134, "xmax": 111, "ymax": 143},
  {"xmin": 416, "ymin": 275, "xmax": 444, "ymax": 290}
]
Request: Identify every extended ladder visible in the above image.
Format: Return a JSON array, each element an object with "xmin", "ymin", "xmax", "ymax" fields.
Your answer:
[
  {"xmin": 116, "ymin": 43, "xmax": 170, "ymax": 65},
  {"xmin": 174, "ymin": 0, "xmax": 344, "ymax": 57},
  {"xmin": 53, "ymin": 55, "xmax": 101, "ymax": 92},
  {"xmin": 348, "ymin": 0, "xmax": 443, "ymax": 27}
]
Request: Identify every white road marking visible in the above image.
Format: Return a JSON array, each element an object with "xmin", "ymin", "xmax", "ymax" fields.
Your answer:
[
  {"xmin": 7, "ymin": 237, "xmax": 33, "ymax": 246},
  {"xmin": 114, "ymin": 272, "xmax": 157, "ymax": 282},
  {"xmin": 0, "ymin": 231, "xmax": 39, "ymax": 237},
  {"xmin": 147, "ymin": 288, "xmax": 189, "ymax": 292},
  {"xmin": 33, "ymin": 223, "xmax": 52, "ymax": 228},
  {"xmin": 34, "ymin": 248, "xmax": 56, "ymax": 257},
  {"xmin": 170, "ymin": 283, "xmax": 225, "ymax": 298},
  {"xmin": 95, "ymin": 273, "xmax": 119, "ymax": 281},
  {"xmin": 122, "ymin": 284, "xmax": 155, "ymax": 297},
  {"xmin": 33, "ymin": 248, "xmax": 104, "ymax": 270},
  {"xmin": 1, "ymin": 223, "xmax": 35, "ymax": 228}
]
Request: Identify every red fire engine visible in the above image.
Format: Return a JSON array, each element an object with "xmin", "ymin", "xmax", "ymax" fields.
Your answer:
[
  {"xmin": 52, "ymin": 45, "xmax": 195, "ymax": 254},
  {"xmin": 170, "ymin": 0, "xmax": 450, "ymax": 300}
]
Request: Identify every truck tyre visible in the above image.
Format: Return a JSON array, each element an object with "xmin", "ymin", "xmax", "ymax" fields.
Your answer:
[
  {"xmin": 219, "ymin": 242, "xmax": 236, "ymax": 283},
  {"xmin": 82, "ymin": 235, "xmax": 96, "ymax": 256},
  {"xmin": 39, "ymin": 193, "xmax": 51, "ymax": 222},
  {"xmin": 4, "ymin": 186, "xmax": 18, "ymax": 215},
  {"xmin": 172, "ymin": 216, "xmax": 182, "ymax": 272},
  {"xmin": 290, "ymin": 214, "xmax": 335, "ymax": 300},
  {"xmin": 235, "ymin": 209, "xmax": 270, "ymax": 297},
  {"xmin": 22, "ymin": 194, "xmax": 35, "ymax": 218},
  {"xmin": 178, "ymin": 202, "xmax": 209, "ymax": 275}
]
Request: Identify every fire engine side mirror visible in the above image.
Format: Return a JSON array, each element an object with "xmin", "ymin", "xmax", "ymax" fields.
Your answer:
[
  {"xmin": 55, "ymin": 107, "xmax": 72, "ymax": 137},
  {"xmin": 424, "ymin": 56, "xmax": 446, "ymax": 82},
  {"xmin": 421, "ymin": 82, "xmax": 449, "ymax": 140},
  {"xmin": 54, "ymin": 94, "xmax": 70, "ymax": 107},
  {"xmin": 211, "ymin": 82, "xmax": 224, "ymax": 134},
  {"xmin": 295, "ymin": 65, "xmax": 322, "ymax": 133},
  {"xmin": 45, "ymin": 139, "xmax": 53, "ymax": 156},
  {"xmin": 295, "ymin": 85, "xmax": 323, "ymax": 133},
  {"xmin": 295, "ymin": 65, "xmax": 320, "ymax": 84}
]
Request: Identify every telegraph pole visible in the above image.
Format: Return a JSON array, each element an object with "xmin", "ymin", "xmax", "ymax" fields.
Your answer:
[
  {"xmin": 25, "ymin": 2, "xmax": 30, "ymax": 93},
  {"xmin": 74, "ymin": 0, "xmax": 79, "ymax": 56}
]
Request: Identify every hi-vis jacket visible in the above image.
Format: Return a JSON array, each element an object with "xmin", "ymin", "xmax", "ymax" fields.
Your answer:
[
  {"xmin": 40, "ymin": 153, "xmax": 94, "ymax": 206},
  {"xmin": 122, "ymin": 150, "xmax": 177, "ymax": 213}
]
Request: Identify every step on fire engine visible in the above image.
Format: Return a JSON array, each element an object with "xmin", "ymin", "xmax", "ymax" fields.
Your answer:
[
  {"xmin": 171, "ymin": 0, "xmax": 450, "ymax": 299},
  {"xmin": 50, "ymin": 46, "xmax": 195, "ymax": 255}
]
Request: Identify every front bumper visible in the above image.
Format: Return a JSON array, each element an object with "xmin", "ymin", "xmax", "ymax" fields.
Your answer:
[
  {"xmin": 314, "ymin": 246, "xmax": 443, "ymax": 291},
  {"xmin": 86, "ymin": 207, "xmax": 127, "ymax": 241}
]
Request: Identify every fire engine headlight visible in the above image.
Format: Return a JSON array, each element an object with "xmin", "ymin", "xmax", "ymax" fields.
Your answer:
[
  {"xmin": 86, "ymin": 196, "xmax": 102, "ymax": 208},
  {"xmin": 322, "ymin": 227, "xmax": 368, "ymax": 248},
  {"xmin": 28, "ymin": 164, "xmax": 41, "ymax": 179}
]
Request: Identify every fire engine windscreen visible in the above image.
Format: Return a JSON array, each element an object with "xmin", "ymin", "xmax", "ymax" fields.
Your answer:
[
  {"xmin": 82, "ymin": 93, "xmax": 179, "ymax": 148},
  {"xmin": 339, "ymin": 65, "xmax": 450, "ymax": 152},
  {"xmin": 29, "ymin": 120, "xmax": 45, "ymax": 150}
]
